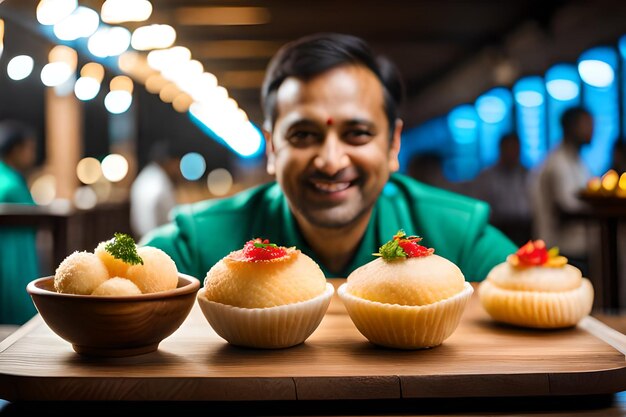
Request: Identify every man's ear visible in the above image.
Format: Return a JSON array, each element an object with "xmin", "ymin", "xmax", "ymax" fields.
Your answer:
[
  {"xmin": 263, "ymin": 128, "xmax": 276, "ymax": 176},
  {"xmin": 388, "ymin": 119, "xmax": 403, "ymax": 173}
]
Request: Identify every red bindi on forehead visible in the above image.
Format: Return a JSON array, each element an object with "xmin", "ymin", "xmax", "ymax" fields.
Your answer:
[{"xmin": 326, "ymin": 117, "xmax": 333, "ymax": 126}]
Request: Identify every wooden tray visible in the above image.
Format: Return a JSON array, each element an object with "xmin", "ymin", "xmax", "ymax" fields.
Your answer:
[{"xmin": 1, "ymin": 280, "xmax": 625, "ymax": 401}]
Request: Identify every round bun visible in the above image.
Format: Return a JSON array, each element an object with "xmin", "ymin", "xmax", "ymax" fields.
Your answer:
[
  {"xmin": 91, "ymin": 277, "xmax": 142, "ymax": 296},
  {"xmin": 125, "ymin": 246, "xmax": 178, "ymax": 293},
  {"xmin": 346, "ymin": 255, "xmax": 465, "ymax": 305},
  {"xmin": 94, "ymin": 241, "xmax": 130, "ymax": 278},
  {"xmin": 197, "ymin": 240, "xmax": 332, "ymax": 348},
  {"xmin": 203, "ymin": 249, "xmax": 326, "ymax": 308},
  {"xmin": 486, "ymin": 262, "xmax": 582, "ymax": 292},
  {"xmin": 54, "ymin": 251, "xmax": 109, "ymax": 295},
  {"xmin": 339, "ymin": 247, "xmax": 471, "ymax": 349},
  {"xmin": 478, "ymin": 249, "xmax": 594, "ymax": 329}
]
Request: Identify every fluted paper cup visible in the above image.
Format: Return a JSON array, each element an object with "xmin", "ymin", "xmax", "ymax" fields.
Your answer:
[
  {"xmin": 478, "ymin": 278, "xmax": 593, "ymax": 328},
  {"xmin": 338, "ymin": 282, "xmax": 473, "ymax": 349},
  {"xmin": 197, "ymin": 283, "xmax": 334, "ymax": 348}
]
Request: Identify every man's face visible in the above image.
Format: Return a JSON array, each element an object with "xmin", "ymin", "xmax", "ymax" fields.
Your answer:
[
  {"xmin": 574, "ymin": 113, "xmax": 594, "ymax": 146},
  {"xmin": 265, "ymin": 65, "xmax": 401, "ymax": 229},
  {"xmin": 15, "ymin": 137, "xmax": 36, "ymax": 172}
]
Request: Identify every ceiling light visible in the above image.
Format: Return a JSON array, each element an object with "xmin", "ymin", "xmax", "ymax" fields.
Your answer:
[
  {"xmin": 36, "ymin": 0, "xmax": 77, "ymax": 26},
  {"xmin": 514, "ymin": 91, "xmax": 544, "ymax": 108},
  {"xmin": 88, "ymin": 26, "xmax": 131, "ymax": 58},
  {"xmin": 578, "ymin": 59, "xmax": 615, "ymax": 88},
  {"xmin": 7, "ymin": 55, "xmax": 34, "ymax": 81},
  {"xmin": 475, "ymin": 95, "xmax": 507, "ymax": 124},
  {"xmin": 104, "ymin": 90, "xmax": 132, "ymax": 114},
  {"xmin": 53, "ymin": 6, "xmax": 99, "ymax": 41},
  {"xmin": 131, "ymin": 24, "xmax": 176, "ymax": 51},
  {"xmin": 74, "ymin": 77, "xmax": 100, "ymax": 100},
  {"xmin": 101, "ymin": 154, "xmax": 129, "ymax": 181},
  {"xmin": 546, "ymin": 79, "xmax": 579, "ymax": 101},
  {"xmin": 101, "ymin": 0, "xmax": 152, "ymax": 23}
]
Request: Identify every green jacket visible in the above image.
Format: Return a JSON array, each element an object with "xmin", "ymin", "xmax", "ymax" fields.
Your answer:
[
  {"xmin": 142, "ymin": 174, "xmax": 517, "ymax": 282},
  {"xmin": 0, "ymin": 161, "xmax": 39, "ymax": 324}
]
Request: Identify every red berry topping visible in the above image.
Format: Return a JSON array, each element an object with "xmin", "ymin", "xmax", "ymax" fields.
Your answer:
[
  {"xmin": 375, "ymin": 230, "xmax": 434, "ymax": 260},
  {"xmin": 241, "ymin": 238, "xmax": 287, "ymax": 261},
  {"xmin": 515, "ymin": 240, "xmax": 548, "ymax": 266},
  {"xmin": 397, "ymin": 240, "xmax": 434, "ymax": 258}
]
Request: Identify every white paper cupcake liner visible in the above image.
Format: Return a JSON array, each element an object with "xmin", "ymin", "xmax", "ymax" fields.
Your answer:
[
  {"xmin": 478, "ymin": 278, "xmax": 594, "ymax": 328},
  {"xmin": 338, "ymin": 282, "xmax": 473, "ymax": 349},
  {"xmin": 197, "ymin": 283, "xmax": 334, "ymax": 348}
]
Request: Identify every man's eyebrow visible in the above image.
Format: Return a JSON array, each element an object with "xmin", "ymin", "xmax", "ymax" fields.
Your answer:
[
  {"xmin": 285, "ymin": 118, "xmax": 319, "ymax": 129},
  {"xmin": 344, "ymin": 119, "xmax": 376, "ymax": 128},
  {"xmin": 285, "ymin": 118, "xmax": 376, "ymax": 129}
]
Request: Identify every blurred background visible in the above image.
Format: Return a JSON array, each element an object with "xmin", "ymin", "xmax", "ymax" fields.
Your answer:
[{"xmin": 0, "ymin": 0, "xmax": 625, "ymax": 301}]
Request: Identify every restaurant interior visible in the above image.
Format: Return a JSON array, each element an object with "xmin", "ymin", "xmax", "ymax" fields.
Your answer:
[{"xmin": 1, "ymin": 0, "xmax": 626, "ymax": 415}]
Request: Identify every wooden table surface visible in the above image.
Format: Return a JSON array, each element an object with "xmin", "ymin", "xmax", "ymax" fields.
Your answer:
[{"xmin": 1, "ymin": 280, "xmax": 626, "ymax": 415}]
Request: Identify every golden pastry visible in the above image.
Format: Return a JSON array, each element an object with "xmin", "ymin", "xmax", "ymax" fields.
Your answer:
[
  {"xmin": 339, "ymin": 231, "xmax": 473, "ymax": 349},
  {"xmin": 198, "ymin": 238, "xmax": 334, "ymax": 348},
  {"xmin": 479, "ymin": 240, "xmax": 594, "ymax": 328}
]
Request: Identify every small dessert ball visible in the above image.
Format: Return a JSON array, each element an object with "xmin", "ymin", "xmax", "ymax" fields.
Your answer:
[
  {"xmin": 91, "ymin": 277, "xmax": 142, "ymax": 296},
  {"xmin": 125, "ymin": 246, "xmax": 178, "ymax": 293},
  {"xmin": 94, "ymin": 241, "xmax": 130, "ymax": 278},
  {"xmin": 338, "ymin": 231, "xmax": 473, "ymax": 349},
  {"xmin": 478, "ymin": 240, "xmax": 594, "ymax": 328},
  {"xmin": 203, "ymin": 239, "xmax": 326, "ymax": 308},
  {"xmin": 54, "ymin": 251, "xmax": 109, "ymax": 295},
  {"xmin": 197, "ymin": 238, "xmax": 333, "ymax": 349},
  {"xmin": 346, "ymin": 254, "xmax": 465, "ymax": 306}
]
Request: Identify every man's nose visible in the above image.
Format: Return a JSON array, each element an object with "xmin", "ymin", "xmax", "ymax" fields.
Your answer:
[{"xmin": 313, "ymin": 133, "xmax": 350, "ymax": 175}]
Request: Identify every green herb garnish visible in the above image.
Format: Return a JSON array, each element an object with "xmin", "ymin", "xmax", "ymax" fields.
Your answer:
[
  {"xmin": 373, "ymin": 230, "xmax": 408, "ymax": 260},
  {"xmin": 105, "ymin": 233, "xmax": 144, "ymax": 265},
  {"xmin": 253, "ymin": 241, "xmax": 278, "ymax": 249}
]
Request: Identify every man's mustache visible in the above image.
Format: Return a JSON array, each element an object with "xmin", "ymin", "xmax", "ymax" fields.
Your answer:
[{"xmin": 306, "ymin": 168, "xmax": 359, "ymax": 182}]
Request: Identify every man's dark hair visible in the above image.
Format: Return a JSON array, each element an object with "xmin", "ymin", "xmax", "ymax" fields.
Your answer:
[
  {"xmin": 499, "ymin": 132, "xmax": 520, "ymax": 148},
  {"xmin": 0, "ymin": 120, "xmax": 36, "ymax": 158},
  {"xmin": 261, "ymin": 33, "xmax": 404, "ymax": 134},
  {"xmin": 560, "ymin": 106, "xmax": 591, "ymax": 137}
]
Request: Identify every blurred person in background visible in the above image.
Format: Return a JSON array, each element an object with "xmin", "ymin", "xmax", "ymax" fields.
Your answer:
[
  {"xmin": 473, "ymin": 133, "xmax": 531, "ymax": 246},
  {"xmin": 142, "ymin": 33, "xmax": 516, "ymax": 281},
  {"xmin": 530, "ymin": 107, "xmax": 594, "ymax": 276},
  {"xmin": 611, "ymin": 140, "xmax": 626, "ymax": 174},
  {"xmin": 406, "ymin": 152, "xmax": 451, "ymax": 191},
  {"xmin": 130, "ymin": 140, "xmax": 182, "ymax": 240},
  {"xmin": 0, "ymin": 120, "xmax": 39, "ymax": 324}
]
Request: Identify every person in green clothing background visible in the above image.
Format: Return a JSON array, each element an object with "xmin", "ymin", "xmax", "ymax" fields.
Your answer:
[
  {"xmin": 142, "ymin": 33, "xmax": 517, "ymax": 282},
  {"xmin": 0, "ymin": 120, "xmax": 39, "ymax": 324}
]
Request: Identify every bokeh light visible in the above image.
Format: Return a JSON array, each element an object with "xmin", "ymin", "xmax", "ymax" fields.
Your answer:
[
  {"xmin": 73, "ymin": 186, "xmax": 97, "ymax": 209},
  {"xmin": 30, "ymin": 174, "xmax": 57, "ymax": 205},
  {"xmin": 7, "ymin": 55, "xmax": 34, "ymax": 81},
  {"xmin": 207, "ymin": 168, "xmax": 233, "ymax": 196},
  {"xmin": 101, "ymin": 153, "xmax": 129, "ymax": 182},
  {"xmin": 180, "ymin": 152, "xmax": 206, "ymax": 180},
  {"xmin": 76, "ymin": 157, "xmax": 102, "ymax": 184}
]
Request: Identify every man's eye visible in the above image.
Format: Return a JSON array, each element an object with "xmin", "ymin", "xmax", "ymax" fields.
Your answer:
[
  {"xmin": 345, "ymin": 130, "xmax": 374, "ymax": 144},
  {"xmin": 287, "ymin": 131, "xmax": 320, "ymax": 146}
]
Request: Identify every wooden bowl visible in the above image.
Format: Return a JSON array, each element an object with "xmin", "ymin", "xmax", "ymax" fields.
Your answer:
[{"xmin": 27, "ymin": 274, "xmax": 200, "ymax": 357}]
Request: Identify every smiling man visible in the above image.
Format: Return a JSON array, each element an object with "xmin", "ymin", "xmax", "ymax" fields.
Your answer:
[{"xmin": 142, "ymin": 33, "xmax": 516, "ymax": 281}]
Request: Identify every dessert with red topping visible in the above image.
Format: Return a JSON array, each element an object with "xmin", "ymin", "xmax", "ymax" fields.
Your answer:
[
  {"xmin": 338, "ymin": 230, "xmax": 473, "ymax": 349},
  {"xmin": 197, "ymin": 238, "xmax": 334, "ymax": 348},
  {"xmin": 479, "ymin": 239, "xmax": 594, "ymax": 328},
  {"xmin": 239, "ymin": 238, "xmax": 288, "ymax": 261}
]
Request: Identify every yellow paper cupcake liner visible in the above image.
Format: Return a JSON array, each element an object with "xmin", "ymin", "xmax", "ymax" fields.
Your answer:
[
  {"xmin": 338, "ymin": 282, "xmax": 473, "ymax": 349},
  {"xmin": 478, "ymin": 278, "xmax": 594, "ymax": 328},
  {"xmin": 197, "ymin": 283, "xmax": 334, "ymax": 348}
]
